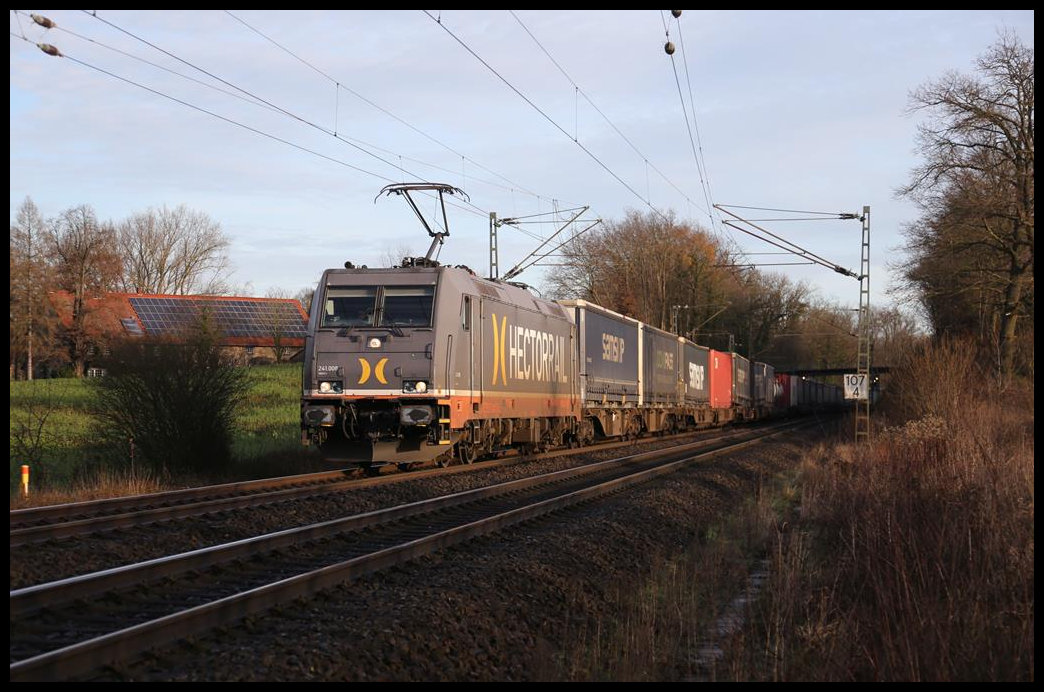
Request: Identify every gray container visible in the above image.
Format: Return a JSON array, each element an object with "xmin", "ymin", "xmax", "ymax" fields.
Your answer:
[
  {"xmin": 642, "ymin": 324, "xmax": 683, "ymax": 405},
  {"xmin": 682, "ymin": 339, "xmax": 711, "ymax": 405},
  {"xmin": 753, "ymin": 361, "xmax": 775, "ymax": 407},
  {"xmin": 558, "ymin": 300, "xmax": 640, "ymax": 405},
  {"xmin": 732, "ymin": 353, "xmax": 752, "ymax": 406}
]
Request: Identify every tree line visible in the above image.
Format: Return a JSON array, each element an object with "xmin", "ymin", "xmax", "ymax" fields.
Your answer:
[
  {"xmin": 897, "ymin": 32, "xmax": 1033, "ymax": 382},
  {"xmin": 543, "ymin": 207, "xmax": 920, "ymax": 373},
  {"xmin": 10, "ymin": 200, "xmax": 232, "ymax": 379},
  {"xmin": 11, "ymin": 35, "xmax": 1029, "ymax": 384}
]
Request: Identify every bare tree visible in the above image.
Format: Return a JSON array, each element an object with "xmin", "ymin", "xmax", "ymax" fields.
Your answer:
[
  {"xmin": 258, "ymin": 289, "xmax": 296, "ymax": 363},
  {"xmin": 119, "ymin": 205, "xmax": 232, "ymax": 295},
  {"xmin": 294, "ymin": 285, "xmax": 316, "ymax": 316},
  {"xmin": 871, "ymin": 305, "xmax": 925, "ymax": 369},
  {"xmin": 47, "ymin": 204, "xmax": 122, "ymax": 377},
  {"xmin": 379, "ymin": 242, "xmax": 415, "ymax": 269},
  {"xmin": 10, "ymin": 197, "xmax": 48, "ymax": 379},
  {"xmin": 723, "ymin": 271, "xmax": 813, "ymax": 362},
  {"xmin": 546, "ymin": 208, "xmax": 820, "ymax": 356},
  {"xmin": 899, "ymin": 32, "xmax": 1034, "ymax": 379}
]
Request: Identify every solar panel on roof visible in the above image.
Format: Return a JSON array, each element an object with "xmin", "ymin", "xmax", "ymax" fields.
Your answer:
[
  {"xmin": 128, "ymin": 297, "xmax": 307, "ymax": 339},
  {"xmin": 120, "ymin": 317, "xmax": 144, "ymax": 336}
]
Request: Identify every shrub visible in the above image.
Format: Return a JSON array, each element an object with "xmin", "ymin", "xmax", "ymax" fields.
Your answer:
[
  {"xmin": 91, "ymin": 314, "xmax": 249, "ymax": 478},
  {"xmin": 743, "ymin": 336, "xmax": 1034, "ymax": 681}
]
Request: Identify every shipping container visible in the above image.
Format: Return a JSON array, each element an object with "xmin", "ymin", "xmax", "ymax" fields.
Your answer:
[
  {"xmin": 558, "ymin": 300, "xmax": 640, "ymax": 406},
  {"xmin": 751, "ymin": 361, "xmax": 775, "ymax": 416},
  {"xmin": 709, "ymin": 349, "xmax": 733, "ymax": 409},
  {"xmin": 641, "ymin": 323, "xmax": 683, "ymax": 405},
  {"xmin": 774, "ymin": 372, "xmax": 795, "ymax": 410},
  {"xmin": 732, "ymin": 353, "xmax": 752, "ymax": 406},
  {"xmin": 752, "ymin": 361, "xmax": 773, "ymax": 407},
  {"xmin": 682, "ymin": 339, "xmax": 711, "ymax": 406}
]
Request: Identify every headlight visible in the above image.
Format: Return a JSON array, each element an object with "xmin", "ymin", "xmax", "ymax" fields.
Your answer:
[
  {"xmin": 318, "ymin": 380, "xmax": 343, "ymax": 394},
  {"xmin": 403, "ymin": 380, "xmax": 430, "ymax": 393}
]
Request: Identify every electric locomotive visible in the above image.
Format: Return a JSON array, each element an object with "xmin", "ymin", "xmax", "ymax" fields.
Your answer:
[
  {"xmin": 301, "ymin": 183, "xmax": 581, "ymax": 471},
  {"xmin": 300, "ymin": 261, "xmax": 580, "ymax": 471}
]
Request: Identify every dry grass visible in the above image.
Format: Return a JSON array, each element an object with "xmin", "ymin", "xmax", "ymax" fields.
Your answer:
[
  {"xmin": 739, "ymin": 343, "xmax": 1034, "ymax": 681},
  {"xmin": 9, "ymin": 466, "xmax": 166, "ymax": 510},
  {"xmin": 561, "ymin": 338, "xmax": 1033, "ymax": 681}
]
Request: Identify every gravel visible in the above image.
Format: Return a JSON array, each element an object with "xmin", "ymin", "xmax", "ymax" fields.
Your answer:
[
  {"xmin": 11, "ymin": 433, "xmax": 718, "ymax": 589},
  {"xmin": 65, "ymin": 431, "xmax": 821, "ymax": 681}
]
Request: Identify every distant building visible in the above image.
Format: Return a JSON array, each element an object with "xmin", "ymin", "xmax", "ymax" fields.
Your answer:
[{"xmin": 48, "ymin": 291, "xmax": 309, "ymax": 366}]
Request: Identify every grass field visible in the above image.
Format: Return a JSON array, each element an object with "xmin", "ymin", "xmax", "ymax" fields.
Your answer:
[{"xmin": 10, "ymin": 363, "xmax": 318, "ymax": 499}]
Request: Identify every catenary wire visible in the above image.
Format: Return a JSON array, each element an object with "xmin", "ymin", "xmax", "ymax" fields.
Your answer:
[
  {"xmin": 674, "ymin": 15, "xmax": 721, "ymax": 236},
  {"xmin": 423, "ymin": 10, "xmax": 673, "ymax": 225},
  {"xmin": 508, "ymin": 11, "xmax": 708, "ymax": 223},
  {"xmin": 57, "ymin": 11, "xmax": 494, "ymax": 225},
  {"xmin": 223, "ymin": 10, "xmax": 551, "ymax": 206}
]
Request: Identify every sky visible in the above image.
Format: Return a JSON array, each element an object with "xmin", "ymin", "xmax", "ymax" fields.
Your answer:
[{"xmin": 9, "ymin": 10, "xmax": 1035, "ymax": 314}]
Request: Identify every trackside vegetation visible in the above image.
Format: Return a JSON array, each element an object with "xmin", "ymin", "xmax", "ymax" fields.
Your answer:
[
  {"xmin": 91, "ymin": 321, "xmax": 250, "ymax": 477},
  {"xmin": 10, "ymin": 362, "xmax": 313, "ymax": 504},
  {"xmin": 559, "ymin": 336, "xmax": 1033, "ymax": 681}
]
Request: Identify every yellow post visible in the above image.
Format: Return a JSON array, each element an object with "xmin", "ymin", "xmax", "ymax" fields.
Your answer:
[{"xmin": 21, "ymin": 464, "xmax": 30, "ymax": 498}]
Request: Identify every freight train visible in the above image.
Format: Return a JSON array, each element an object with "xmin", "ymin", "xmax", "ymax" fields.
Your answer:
[{"xmin": 300, "ymin": 259, "xmax": 843, "ymax": 474}]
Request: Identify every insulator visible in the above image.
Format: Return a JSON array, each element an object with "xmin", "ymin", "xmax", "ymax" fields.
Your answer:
[
  {"xmin": 671, "ymin": 10, "xmax": 682, "ymax": 18},
  {"xmin": 664, "ymin": 41, "xmax": 675, "ymax": 56},
  {"xmin": 31, "ymin": 14, "xmax": 56, "ymax": 29},
  {"xmin": 37, "ymin": 43, "xmax": 62, "ymax": 57}
]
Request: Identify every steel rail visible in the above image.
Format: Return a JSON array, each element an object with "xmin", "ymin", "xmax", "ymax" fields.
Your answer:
[
  {"xmin": 10, "ymin": 421, "xmax": 806, "ymax": 681},
  {"xmin": 10, "ymin": 428, "xmax": 725, "ymax": 546}
]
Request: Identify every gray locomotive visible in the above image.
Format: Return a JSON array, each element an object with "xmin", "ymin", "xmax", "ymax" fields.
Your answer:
[{"xmin": 301, "ymin": 261, "xmax": 580, "ymax": 471}]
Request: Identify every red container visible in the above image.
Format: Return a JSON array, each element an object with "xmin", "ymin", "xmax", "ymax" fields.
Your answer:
[
  {"xmin": 709, "ymin": 349, "xmax": 732, "ymax": 409},
  {"xmin": 775, "ymin": 372, "xmax": 793, "ymax": 410}
]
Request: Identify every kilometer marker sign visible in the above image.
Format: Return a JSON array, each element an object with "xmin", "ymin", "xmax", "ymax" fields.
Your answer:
[{"xmin": 844, "ymin": 373, "xmax": 868, "ymax": 401}]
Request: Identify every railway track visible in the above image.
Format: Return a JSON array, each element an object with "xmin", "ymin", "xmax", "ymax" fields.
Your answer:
[
  {"xmin": 10, "ymin": 420, "xmax": 807, "ymax": 681},
  {"xmin": 9, "ymin": 426, "xmax": 735, "ymax": 547}
]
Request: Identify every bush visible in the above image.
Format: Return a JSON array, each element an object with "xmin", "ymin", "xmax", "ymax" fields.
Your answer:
[
  {"xmin": 874, "ymin": 334, "xmax": 983, "ymax": 425},
  {"xmin": 91, "ymin": 316, "xmax": 249, "ymax": 478},
  {"xmin": 743, "ymin": 336, "xmax": 1034, "ymax": 681}
]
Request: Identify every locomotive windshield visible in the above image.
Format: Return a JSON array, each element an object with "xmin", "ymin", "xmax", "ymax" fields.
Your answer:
[
  {"xmin": 382, "ymin": 286, "xmax": 435, "ymax": 326},
  {"xmin": 321, "ymin": 285, "xmax": 435, "ymax": 328}
]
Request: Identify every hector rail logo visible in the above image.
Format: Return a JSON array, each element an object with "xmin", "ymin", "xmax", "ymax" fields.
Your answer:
[
  {"xmin": 357, "ymin": 357, "xmax": 388, "ymax": 385},
  {"xmin": 491, "ymin": 313, "xmax": 569, "ymax": 387}
]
